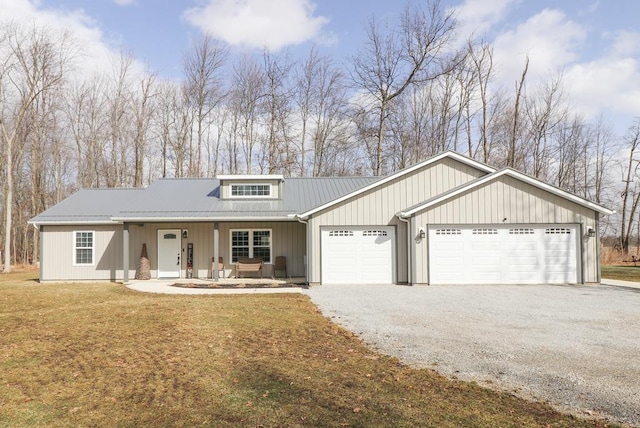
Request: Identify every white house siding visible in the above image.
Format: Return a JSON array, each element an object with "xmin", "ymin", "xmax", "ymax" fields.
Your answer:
[
  {"xmin": 127, "ymin": 221, "xmax": 305, "ymax": 279},
  {"xmin": 411, "ymin": 175, "xmax": 599, "ymax": 284},
  {"xmin": 307, "ymin": 157, "xmax": 487, "ymax": 285},
  {"xmin": 40, "ymin": 225, "xmax": 123, "ymax": 281}
]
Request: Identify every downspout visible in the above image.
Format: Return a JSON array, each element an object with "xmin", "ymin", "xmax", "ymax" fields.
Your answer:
[
  {"xmin": 397, "ymin": 214, "xmax": 412, "ymax": 285},
  {"xmin": 32, "ymin": 223, "xmax": 42, "ymax": 281},
  {"xmin": 294, "ymin": 215, "xmax": 309, "ymax": 284}
]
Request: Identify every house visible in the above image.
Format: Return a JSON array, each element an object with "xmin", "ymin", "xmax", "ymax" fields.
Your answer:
[{"xmin": 29, "ymin": 151, "xmax": 613, "ymax": 285}]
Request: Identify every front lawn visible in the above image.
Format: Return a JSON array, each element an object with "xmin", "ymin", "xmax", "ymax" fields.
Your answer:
[{"xmin": 0, "ymin": 272, "xmax": 612, "ymax": 427}]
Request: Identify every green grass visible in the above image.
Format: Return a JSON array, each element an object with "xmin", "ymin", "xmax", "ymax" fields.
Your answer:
[
  {"xmin": 0, "ymin": 271, "xmax": 614, "ymax": 427},
  {"xmin": 602, "ymin": 265, "xmax": 640, "ymax": 282}
]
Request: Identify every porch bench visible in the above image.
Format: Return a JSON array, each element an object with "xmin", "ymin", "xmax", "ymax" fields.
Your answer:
[{"xmin": 236, "ymin": 258, "xmax": 263, "ymax": 278}]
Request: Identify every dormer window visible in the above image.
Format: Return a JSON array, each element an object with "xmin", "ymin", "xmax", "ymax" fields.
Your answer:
[
  {"xmin": 217, "ymin": 174, "xmax": 283, "ymax": 200},
  {"xmin": 231, "ymin": 184, "xmax": 271, "ymax": 197}
]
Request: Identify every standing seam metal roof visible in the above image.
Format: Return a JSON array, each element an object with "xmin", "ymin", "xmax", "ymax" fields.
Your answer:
[{"xmin": 29, "ymin": 176, "xmax": 380, "ymax": 224}]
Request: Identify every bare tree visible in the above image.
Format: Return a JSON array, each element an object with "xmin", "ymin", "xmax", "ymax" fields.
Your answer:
[
  {"xmin": 230, "ymin": 55, "xmax": 264, "ymax": 174},
  {"xmin": 0, "ymin": 23, "xmax": 72, "ymax": 272},
  {"xmin": 619, "ymin": 118, "xmax": 640, "ymax": 253},
  {"xmin": 507, "ymin": 56, "xmax": 529, "ymax": 168},
  {"xmin": 131, "ymin": 73, "xmax": 156, "ymax": 186},
  {"xmin": 261, "ymin": 49, "xmax": 295, "ymax": 174},
  {"xmin": 295, "ymin": 47, "xmax": 350, "ymax": 176},
  {"xmin": 183, "ymin": 35, "xmax": 228, "ymax": 177},
  {"xmin": 65, "ymin": 77, "xmax": 108, "ymax": 188},
  {"xmin": 350, "ymin": 0, "xmax": 460, "ymax": 175}
]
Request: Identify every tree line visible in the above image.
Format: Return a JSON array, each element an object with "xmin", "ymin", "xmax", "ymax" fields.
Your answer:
[{"xmin": 1, "ymin": 1, "xmax": 638, "ymax": 271}]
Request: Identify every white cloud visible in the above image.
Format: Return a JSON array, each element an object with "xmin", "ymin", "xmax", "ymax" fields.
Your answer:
[
  {"xmin": 0, "ymin": 0, "xmax": 146, "ymax": 79},
  {"xmin": 609, "ymin": 30, "xmax": 640, "ymax": 58},
  {"xmin": 454, "ymin": 0, "xmax": 516, "ymax": 38},
  {"xmin": 564, "ymin": 56, "xmax": 640, "ymax": 122},
  {"xmin": 183, "ymin": 0, "xmax": 330, "ymax": 51},
  {"xmin": 486, "ymin": 7, "xmax": 640, "ymax": 128},
  {"xmin": 113, "ymin": 0, "xmax": 135, "ymax": 6},
  {"xmin": 492, "ymin": 9, "xmax": 587, "ymax": 85}
]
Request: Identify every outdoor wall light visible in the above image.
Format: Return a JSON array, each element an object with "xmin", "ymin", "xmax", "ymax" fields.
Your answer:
[
  {"xmin": 418, "ymin": 228, "xmax": 426, "ymax": 239},
  {"xmin": 182, "ymin": 229, "xmax": 189, "ymax": 239},
  {"xmin": 587, "ymin": 227, "xmax": 596, "ymax": 238}
]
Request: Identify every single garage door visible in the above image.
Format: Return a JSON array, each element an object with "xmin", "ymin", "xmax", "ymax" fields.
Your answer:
[
  {"xmin": 321, "ymin": 227, "xmax": 395, "ymax": 284},
  {"xmin": 428, "ymin": 225, "xmax": 579, "ymax": 284}
]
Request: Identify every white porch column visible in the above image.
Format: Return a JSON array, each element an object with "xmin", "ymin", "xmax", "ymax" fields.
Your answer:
[
  {"xmin": 123, "ymin": 223, "xmax": 129, "ymax": 283},
  {"xmin": 213, "ymin": 222, "xmax": 219, "ymax": 281}
]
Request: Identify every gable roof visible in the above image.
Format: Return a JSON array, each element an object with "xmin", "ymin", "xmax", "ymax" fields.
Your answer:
[
  {"xmin": 296, "ymin": 151, "xmax": 495, "ymax": 219},
  {"xmin": 399, "ymin": 168, "xmax": 615, "ymax": 218}
]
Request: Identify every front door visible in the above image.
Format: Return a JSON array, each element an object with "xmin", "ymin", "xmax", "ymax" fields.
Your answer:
[{"xmin": 158, "ymin": 229, "xmax": 181, "ymax": 278}]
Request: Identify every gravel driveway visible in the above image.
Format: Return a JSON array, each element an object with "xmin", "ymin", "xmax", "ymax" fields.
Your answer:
[{"xmin": 304, "ymin": 283, "xmax": 640, "ymax": 427}]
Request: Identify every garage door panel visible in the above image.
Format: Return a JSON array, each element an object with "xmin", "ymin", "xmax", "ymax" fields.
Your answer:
[
  {"xmin": 322, "ymin": 227, "xmax": 394, "ymax": 284},
  {"xmin": 471, "ymin": 243, "xmax": 501, "ymax": 251},
  {"xmin": 429, "ymin": 225, "xmax": 579, "ymax": 285}
]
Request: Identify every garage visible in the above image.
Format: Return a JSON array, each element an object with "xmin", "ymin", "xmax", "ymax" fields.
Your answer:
[
  {"xmin": 428, "ymin": 225, "xmax": 580, "ymax": 284},
  {"xmin": 321, "ymin": 227, "xmax": 395, "ymax": 284}
]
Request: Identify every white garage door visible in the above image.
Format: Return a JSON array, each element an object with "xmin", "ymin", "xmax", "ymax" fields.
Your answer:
[
  {"xmin": 321, "ymin": 227, "xmax": 395, "ymax": 284},
  {"xmin": 428, "ymin": 225, "xmax": 579, "ymax": 284}
]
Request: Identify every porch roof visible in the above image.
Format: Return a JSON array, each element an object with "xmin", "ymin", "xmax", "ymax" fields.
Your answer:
[{"xmin": 29, "ymin": 176, "xmax": 379, "ymax": 225}]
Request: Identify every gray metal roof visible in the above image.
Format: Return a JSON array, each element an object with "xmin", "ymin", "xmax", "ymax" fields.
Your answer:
[{"xmin": 30, "ymin": 176, "xmax": 380, "ymax": 225}]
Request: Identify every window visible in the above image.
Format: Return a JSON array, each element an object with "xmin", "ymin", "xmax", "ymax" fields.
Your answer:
[
  {"xmin": 509, "ymin": 228, "xmax": 534, "ymax": 235},
  {"xmin": 230, "ymin": 229, "xmax": 271, "ymax": 263},
  {"xmin": 545, "ymin": 228, "xmax": 571, "ymax": 235},
  {"xmin": 363, "ymin": 230, "xmax": 388, "ymax": 237},
  {"xmin": 472, "ymin": 228, "xmax": 498, "ymax": 235},
  {"xmin": 328, "ymin": 230, "xmax": 354, "ymax": 237},
  {"xmin": 74, "ymin": 231, "xmax": 94, "ymax": 265},
  {"xmin": 435, "ymin": 228, "xmax": 461, "ymax": 235},
  {"xmin": 230, "ymin": 184, "xmax": 271, "ymax": 197}
]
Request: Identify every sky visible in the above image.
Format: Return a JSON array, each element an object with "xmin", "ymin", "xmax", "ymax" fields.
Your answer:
[{"xmin": 2, "ymin": 0, "xmax": 639, "ymax": 133}]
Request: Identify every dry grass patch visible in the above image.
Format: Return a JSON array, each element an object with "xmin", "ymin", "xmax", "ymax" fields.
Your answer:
[
  {"xmin": 0, "ymin": 273, "xmax": 615, "ymax": 427},
  {"xmin": 601, "ymin": 265, "xmax": 640, "ymax": 282}
]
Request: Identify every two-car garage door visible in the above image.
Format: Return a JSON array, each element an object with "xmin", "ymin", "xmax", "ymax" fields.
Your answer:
[
  {"xmin": 321, "ymin": 227, "xmax": 394, "ymax": 284},
  {"xmin": 428, "ymin": 225, "xmax": 580, "ymax": 284}
]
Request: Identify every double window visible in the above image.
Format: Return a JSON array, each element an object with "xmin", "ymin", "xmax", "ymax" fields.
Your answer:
[
  {"xmin": 230, "ymin": 184, "xmax": 271, "ymax": 197},
  {"xmin": 73, "ymin": 231, "xmax": 94, "ymax": 265},
  {"xmin": 230, "ymin": 229, "xmax": 271, "ymax": 263}
]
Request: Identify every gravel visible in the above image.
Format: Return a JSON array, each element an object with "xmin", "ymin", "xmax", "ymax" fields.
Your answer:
[{"xmin": 304, "ymin": 283, "xmax": 640, "ymax": 427}]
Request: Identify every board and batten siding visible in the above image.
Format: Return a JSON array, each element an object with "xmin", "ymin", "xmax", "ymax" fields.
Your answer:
[
  {"xmin": 307, "ymin": 157, "xmax": 488, "ymax": 284},
  {"xmin": 411, "ymin": 175, "xmax": 600, "ymax": 284},
  {"xmin": 41, "ymin": 225, "xmax": 123, "ymax": 281},
  {"xmin": 41, "ymin": 221, "xmax": 304, "ymax": 281}
]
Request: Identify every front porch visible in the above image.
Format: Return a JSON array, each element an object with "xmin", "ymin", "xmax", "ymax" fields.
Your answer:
[{"xmin": 121, "ymin": 220, "xmax": 307, "ymax": 283}]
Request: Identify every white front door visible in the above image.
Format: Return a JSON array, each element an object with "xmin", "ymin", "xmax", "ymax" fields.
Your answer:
[
  {"xmin": 321, "ymin": 227, "xmax": 395, "ymax": 284},
  {"xmin": 428, "ymin": 225, "xmax": 580, "ymax": 285},
  {"xmin": 158, "ymin": 229, "xmax": 182, "ymax": 278}
]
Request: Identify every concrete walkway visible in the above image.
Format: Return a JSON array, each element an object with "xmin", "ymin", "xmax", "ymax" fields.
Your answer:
[{"xmin": 600, "ymin": 277, "xmax": 640, "ymax": 290}]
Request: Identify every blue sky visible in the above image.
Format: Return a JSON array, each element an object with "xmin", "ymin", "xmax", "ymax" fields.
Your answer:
[{"xmin": 3, "ymin": 0, "xmax": 640, "ymax": 131}]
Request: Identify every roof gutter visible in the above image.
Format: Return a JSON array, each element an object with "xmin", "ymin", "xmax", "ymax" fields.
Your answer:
[
  {"xmin": 110, "ymin": 216, "xmax": 297, "ymax": 222},
  {"xmin": 294, "ymin": 214, "xmax": 310, "ymax": 282}
]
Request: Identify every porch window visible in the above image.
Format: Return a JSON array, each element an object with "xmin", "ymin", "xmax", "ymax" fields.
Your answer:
[
  {"xmin": 230, "ymin": 229, "xmax": 271, "ymax": 263},
  {"xmin": 73, "ymin": 231, "xmax": 94, "ymax": 265},
  {"xmin": 230, "ymin": 184, "xmax": 271, "ymax": 197}
]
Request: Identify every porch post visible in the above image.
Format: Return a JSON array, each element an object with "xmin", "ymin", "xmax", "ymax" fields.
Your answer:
[
  {"xmin": 213, "ymin": 222, "xmax": 219, "ymax": 281},
  {"xmin": 123, "ymin": 223, "xmax": 129, "ymax": 284}
]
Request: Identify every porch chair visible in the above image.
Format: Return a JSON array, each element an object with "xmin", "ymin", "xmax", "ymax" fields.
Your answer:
[
  {"xmin": 273, "ymin": 256, "xmax": 288, "ymax": 279},
  {"xmin": 212, "ymin": 257, "xmax": 225, "ymax": 279}
]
